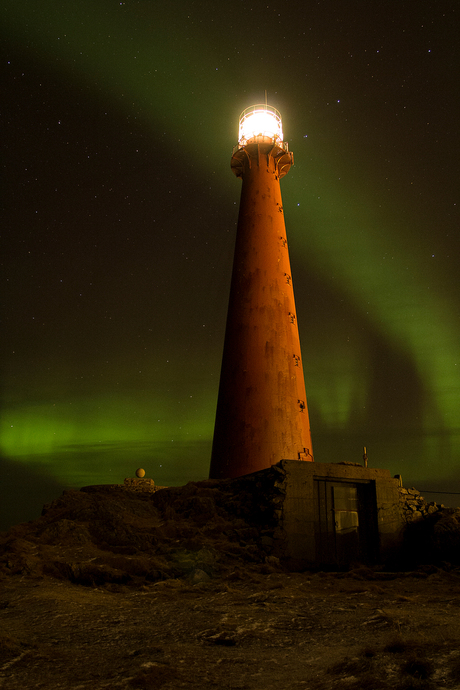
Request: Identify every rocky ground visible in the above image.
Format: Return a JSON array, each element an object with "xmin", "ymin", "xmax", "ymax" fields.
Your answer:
[
  {"xmin": 2, "ymin": 567, "xmax": 460, "ymax": 689},
  {"xmin": 1, "ymin": 478, "xmax": 460, "ymax": 689}
]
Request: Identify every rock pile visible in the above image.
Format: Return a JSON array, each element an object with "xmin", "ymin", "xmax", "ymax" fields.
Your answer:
[
  {"xmin": 398, "ymin": 486, "xmax": 444, "ymax": 523},
  {"xmin": 401, "ymin": 505, "xmax": 460, "ymax": 567},
  {"xmin": 0, "ymin": 469, "xmax": 284, "ymax": 586}
]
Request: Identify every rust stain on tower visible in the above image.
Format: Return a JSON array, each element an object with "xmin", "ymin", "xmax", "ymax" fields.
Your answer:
[{"xmin": 209, "ymin": 104, "xmax": 313, "ymax": 479}]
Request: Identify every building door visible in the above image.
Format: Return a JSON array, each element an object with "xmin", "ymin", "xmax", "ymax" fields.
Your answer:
[
  {"xmin": 332, "ymin": 484, "xmax": 360, "ymax": 565},
  {"xmin": 315, "ymin": 479, "xmax": 377, "ymax": 567}
]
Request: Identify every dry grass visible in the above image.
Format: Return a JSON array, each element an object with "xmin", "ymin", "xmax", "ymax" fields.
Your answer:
[
  {"xmin": 0, "ymin": 633, "xmax": 25, "ymax": 664},
  {"xmin": 319, "ymin": 636, "xmax": 454, "ymax": 690},
  {"xmin": 400, "ymin": 657, "xmax": 434, "ymax": 680},
  {"xmin": 129, "ymin": 662, "xmax": 178, "ymax": 689}
]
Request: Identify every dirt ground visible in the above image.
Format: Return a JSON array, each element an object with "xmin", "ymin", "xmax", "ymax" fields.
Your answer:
[{"xmin": 2, "ymin": 567, "xmax": 460, "ymax": 690}]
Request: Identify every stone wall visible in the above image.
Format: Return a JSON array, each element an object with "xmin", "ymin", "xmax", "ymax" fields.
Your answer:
[{"xmin": 398, "ymin": 486, "xmax": 445, "ymax": 523}]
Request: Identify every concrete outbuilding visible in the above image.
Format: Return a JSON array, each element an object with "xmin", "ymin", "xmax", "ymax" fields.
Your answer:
[{"xmin": 269, "ymin": 460, "xmax": 404, "ymax": 569}]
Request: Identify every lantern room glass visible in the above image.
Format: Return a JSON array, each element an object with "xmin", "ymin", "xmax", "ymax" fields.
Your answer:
[{"xmin": 238, "ymin": 105, "xmax": 283, "ymax": 146}]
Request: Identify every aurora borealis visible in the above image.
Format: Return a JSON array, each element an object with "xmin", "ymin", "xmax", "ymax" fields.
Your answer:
[{"xmin": 2, "ymin": 1, "xmax": 459, "ymax": 528}]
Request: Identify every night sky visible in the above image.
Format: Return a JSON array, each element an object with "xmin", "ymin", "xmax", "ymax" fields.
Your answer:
[{"xmin": 2, "ymin": 1, "xmax": 459, "ymax": 529}]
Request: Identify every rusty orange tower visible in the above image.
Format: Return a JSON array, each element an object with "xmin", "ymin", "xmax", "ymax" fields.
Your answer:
[{"xmin": 209, "ymin": 104, "xmax": 313, "ymax": 479}]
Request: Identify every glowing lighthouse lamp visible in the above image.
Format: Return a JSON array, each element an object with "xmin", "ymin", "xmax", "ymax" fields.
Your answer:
[
  {"xmin": 237, "ymin": 104, "xmax": 284, "ymax": 146},
  {"xmin": 210, "ymin": 103, "xmax": 313, "ymax": 480}
]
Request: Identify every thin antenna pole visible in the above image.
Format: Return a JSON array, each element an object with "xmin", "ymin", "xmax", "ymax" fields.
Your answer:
[{"xmin": 265, "ymin": 89, "xmax": 267, "ymax": 107}]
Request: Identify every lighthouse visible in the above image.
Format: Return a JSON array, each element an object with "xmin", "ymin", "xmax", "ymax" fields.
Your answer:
[{"xmin": 209, "ymin": 104, "xmax": 313, "ymax": 479}]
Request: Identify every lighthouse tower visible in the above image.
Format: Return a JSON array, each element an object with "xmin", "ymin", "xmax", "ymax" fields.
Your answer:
[{"xmin": 209, "ymin": 104, "xmax": 313, "ymax": 480}]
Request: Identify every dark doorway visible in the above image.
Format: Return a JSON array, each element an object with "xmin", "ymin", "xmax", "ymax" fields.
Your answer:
[{"xmin": 315, "ymin": 479, "xmax": 378, "ymax": 567}]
